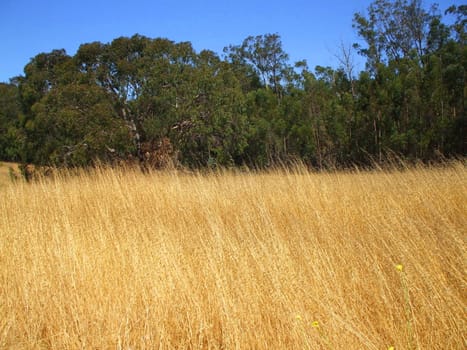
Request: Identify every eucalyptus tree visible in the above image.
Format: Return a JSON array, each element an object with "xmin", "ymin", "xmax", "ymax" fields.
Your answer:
[
  {"xmin": 353, "ymin": 0, "xmax": 439, "ymax": 71},
  {"xmin": 76, "ymin": 34, "xmax": 150, "ymax": 163},
  {"xmin": 224, "ymin": 33, "xmax": 290, "ymax": 98},
  {"xmin": 0, "ymin": 83, "xmax": 21, "ymax": 161},
  {"xmin": 16, "ymin": 49, "xmax": 76, "ymax": 164},
  {"xmin": 351, "ymin": 0, "xmax": 465, "ymax": 160}
]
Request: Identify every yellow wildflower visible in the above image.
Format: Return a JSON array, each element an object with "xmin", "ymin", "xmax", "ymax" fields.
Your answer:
[
  {"xmin": 395, "ymin": 264, "xmax": 403, "ymax": 272},
  {"xmin": 311, "ymin": 321, "xmax": 320, "ymax": 328}
]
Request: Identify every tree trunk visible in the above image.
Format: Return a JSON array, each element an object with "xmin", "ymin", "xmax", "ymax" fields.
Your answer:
[{"xmin": 121, "ymin": 107, "xmax": 145, "ymax": 169}]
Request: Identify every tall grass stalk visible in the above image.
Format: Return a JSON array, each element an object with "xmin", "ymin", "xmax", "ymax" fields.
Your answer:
[{"xmin": 0, "ymin": 162, "xmax": 465, "ymax": 349}]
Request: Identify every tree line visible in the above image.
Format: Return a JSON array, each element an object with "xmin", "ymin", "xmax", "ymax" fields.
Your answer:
[{"xmin": 0, "ymin": 0, "xmax": 465, "ymax": 170}]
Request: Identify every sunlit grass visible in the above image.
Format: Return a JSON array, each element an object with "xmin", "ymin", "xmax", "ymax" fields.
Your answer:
[
  {"xmin": 0, "ymin": 162, "xmax": 465, "ymax": 348},
  {"xmin": 0, "ymin": 162, "xmax": 19, "ymax": 188}
]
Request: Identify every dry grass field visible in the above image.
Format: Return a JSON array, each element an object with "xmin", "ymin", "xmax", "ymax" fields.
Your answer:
[
  {"xmin": 0, "ymin": 163, "xmax": 465, "ymax": 349},
  {"xmin": 0, "ymin": 162, "xmax": 19, "ymax": 189}
]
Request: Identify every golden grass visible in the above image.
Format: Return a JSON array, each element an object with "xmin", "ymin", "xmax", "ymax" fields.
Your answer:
[
  {"xmin": 0, "ymin": 162, "xmax": 19, "ymax": 189},
  {"xmin": 0, "ymin": 163, "xmax": 465, "ymax": 349}
]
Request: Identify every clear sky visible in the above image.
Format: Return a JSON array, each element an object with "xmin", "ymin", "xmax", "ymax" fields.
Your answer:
[{"xmin": 0, "ymin": 0, "xmax": 463, "ymax": 83}]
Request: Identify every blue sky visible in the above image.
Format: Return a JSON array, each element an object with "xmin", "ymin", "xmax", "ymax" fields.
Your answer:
[{"xmin": 0, "ymin": 0, "xmax": 463, "ymax": 83}]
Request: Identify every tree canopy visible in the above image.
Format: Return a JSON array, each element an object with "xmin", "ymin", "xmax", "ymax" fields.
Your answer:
[{"xmin": 1, "ymin": 1, "xmax": 465, "ymax": 170}]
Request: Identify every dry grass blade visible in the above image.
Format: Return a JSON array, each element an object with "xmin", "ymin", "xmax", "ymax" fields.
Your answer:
[{"xmin": 0, "ymin": 162, "xmax": 465, "ymax": 349}]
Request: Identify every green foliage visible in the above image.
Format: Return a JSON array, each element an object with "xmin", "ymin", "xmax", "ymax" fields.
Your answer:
[
  {"xmin": 0, "ymin": 83, "xmax": 22, "ymax": 161},
  {"xmin": 0, "ymin": 1, "xmax": 465, "ymax": 169},
  {"xmin": 28, "ymin": 84, "xmax": 133, "ymax": 166}
]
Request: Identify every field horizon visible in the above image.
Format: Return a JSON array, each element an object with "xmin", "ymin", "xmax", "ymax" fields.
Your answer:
[{"xmin": 1, "ymin": 162, "xmax": 465, "ymax": 349}]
